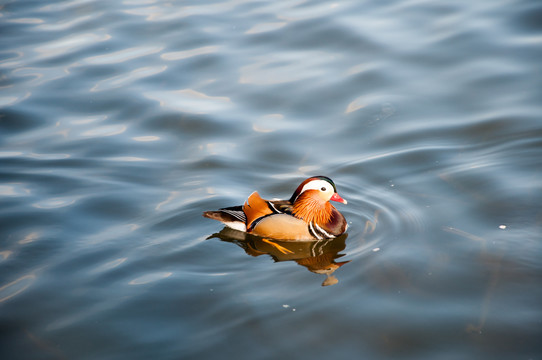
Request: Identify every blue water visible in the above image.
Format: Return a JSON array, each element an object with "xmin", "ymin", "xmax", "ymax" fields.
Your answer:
[{"xmin": 1, "ymin": 0, "xmax": 541, "ymax": 359}]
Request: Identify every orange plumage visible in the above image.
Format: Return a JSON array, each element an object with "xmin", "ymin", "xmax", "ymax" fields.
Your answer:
[
  {"xmin": 292, "ymin": 190, "xmax": 333, "ymax": 225},
  {"xmin": 243, "ymin": 192, "xmax": 273, "ymax": 230}
]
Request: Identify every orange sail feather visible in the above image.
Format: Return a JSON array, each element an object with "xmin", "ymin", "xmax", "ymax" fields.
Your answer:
[{"xmin": 243, "ymin": 192, "xmax": 273, "ymax": 230}]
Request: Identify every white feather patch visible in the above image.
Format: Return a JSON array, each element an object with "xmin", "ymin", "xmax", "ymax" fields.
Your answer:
[{"xmin": 223, "ymin": 221, "xmax": 247, "ymax": 232}]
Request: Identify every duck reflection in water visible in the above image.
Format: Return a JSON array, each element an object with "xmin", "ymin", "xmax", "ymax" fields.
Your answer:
[{"xmin": 207, "ymin": 227, "xmax": 350, "ymax": 286}]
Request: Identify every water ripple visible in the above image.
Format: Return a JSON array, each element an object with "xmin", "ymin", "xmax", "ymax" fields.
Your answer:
[
  {"xmin": 19, "ymin": 231, "xmax": 41, "ymax": 244},
  {"xmin": 0, "ymin": 91, "xmax": 31, "ymax": 107},
  {"xmin": 33, "ymin": 196, "xmax": 78, "ymax": 209},
  {"xmin": 129, "ymin": 272, "xmax": 173, "ymax": 285},
  {"xmin": 6, "ymin": 18, "xmax": 45, "ymax": 25},
  {"xmin": 0, "ymin": 184, "xmax": 31, "ymax": 197},
  {"xmin": 83, "ymin": 46, "xmax": 164, "ymax": 65},
  {"xmin": 90, "ymin": 65, "xmax": 167, "ymax": 92},
  {"xmin": 107, "ymin": 156, "xmax": 149, "ymax": 162},
  {"xmin": 12, "ymin": 66, "xmax": 68, "ymax": 87},
  {"xmin": 144, "ymin": 89, "xmax": 233, "ymax": 114},
  {"xmin": 0, "ymin": 51, "xmax": 24, "ymax": 68},
  {"xmin": 1, "ymin": 0, "xmax": 540, "ymax": 358},
  {"xmin": 35, "ymin": 32, "xmax": 111, "ymax": 60},
  {"xmin": 132, "ymin": 135, "xmax": 160, "ymax": 142},
  {"xmin": 36, "ymin": 13, "xmax": 96, "ymax": 32},
  {"xmin": 0, "ymin": 274, "xmax": 36, "ymax": 303},
  {"xmin": 90, "ymin": 258, "xmax": 128, "ymax": 274},
  {"xmin": 239, "ymin": 51, "xmax": 337, "ymax": 85},
  {"xmin": 80, "ymin": 124, "xmax": 127, "ymax": 137},
  {"xmin": 28, "ymin": 153, "xmax": 71, "ymax": 160},
  {"xmin": 245, "ymin": 22, "xmax": 287, "ymax": 34},
  {"xmin": 123, "ymin": 1, "xmax": 245, "ymax": 21},
  {"xmin": 161, "ymin": 46, "xmax": 220, "ymax": 61}
]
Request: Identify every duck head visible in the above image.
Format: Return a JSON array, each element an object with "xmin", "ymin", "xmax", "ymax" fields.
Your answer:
[
  {"xmin": 289, "ymin": 176, "xmax": 347, "ymax": 204},
  {"xmin": 290, "ymin": 176, "xmax": 347, "ymax": 226}
]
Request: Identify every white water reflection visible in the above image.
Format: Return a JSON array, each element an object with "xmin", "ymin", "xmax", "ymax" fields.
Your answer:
[
  {"xmin": 91, "ymin": 258, "xmax": 128, "ymax": 274},
  {"xmin": 91, "ymin": 66, "xmax": 167, "ymax": 92},
  {"xmin": 0, "ymin": 91, "xmax": 31, "ymax": 107},
  {"xmin": 251, "ymin": 113, "xmax": 300, "ymax": 133},
  {"xmin": 107, "ymin": 156, "xmax": 149, "ymax": 162},
  {"xmin": 155, "ymin": 191, "xmax": 181, "ymax": 211},
  {"xmin": 83, "ymin": 46, "xmax": 164, "ymax": 65},
  {"xmin": 12, "ymin": 66, "xmax": 68, "ymax": 87},
  {"xmin": 239, "ymin": 51, "xmax": 337, "ymax": 85},
  {"xmin": 0, "ymin": 152, "xmax": 24, "ymax": 158},
  {"xmin": 129, "ymin": 272, "xmax": 172, "ymax": 285},
  {"xmin": 7, "ymin": 18, "xmax": 44, "ymax": 24},
  {"xmin": 29, "ymin": 153, "xmax": 70, "ymax": 160},
  {"xmin": 33, "ymin": 197, "xmax": 78, "ymax": 209},
  {"xmin": 132, "ymin": 136, "xmax": 160, "ymax": 142},
  {"xmin": 0, "ymin": 184, "xmax": 31, "ymax": 197},
  {"xmin": 0, "ymin": 274, "xmax": 36, "ymax": 303},
  {"xmin": 245, "ymin": 22, "xmax": 287, "ymax": 34},
  {"xmin": 19, "ymin": 232, "xmax": 41, "ymax": 244},
  {"xmin": 200, "ymin": 142, "xmax": 237, "ymax": 156},
  {"xmin": 144, "ymin": 89, "xmax": 233, "ymax": 114},
  {"xmin": 34, "ymin": 32, "xmax": 111, "ymax": 59},
  {"xmin": 0, "ymin": 251, "xmax": 13, "ymax": 261},
  {"xmin": 81, "ymin": 125, "xmax": 127, "ymax": 137},
  {"xmin": 161, "ymin": 46, "xmax": 219, "ymax": 61},
  {"xmin": 86, "ymin": 223, "xmax": 141, "ymax": 245},
  {"xmin": 36, "ymin": 13, "xmax": 96, "ymax": 31},
  {"xmin": 123, "ymin": 0, "xmax": 247, "ymax": 21}
]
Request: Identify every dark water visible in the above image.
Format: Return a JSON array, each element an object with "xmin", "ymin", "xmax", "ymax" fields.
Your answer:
[{"xmin": 1, "ymin": 0, "xmax": 542, "ymax": 359}]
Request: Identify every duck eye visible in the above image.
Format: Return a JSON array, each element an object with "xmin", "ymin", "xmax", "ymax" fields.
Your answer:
[{"xmin": 321, "ymin": 187, "xmax": 327, "ymax": 191}]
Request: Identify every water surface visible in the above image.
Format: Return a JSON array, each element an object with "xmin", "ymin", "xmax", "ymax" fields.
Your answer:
[{"xmin": 1, "ymin": 0, "xmax": 541, "ymax": 359}]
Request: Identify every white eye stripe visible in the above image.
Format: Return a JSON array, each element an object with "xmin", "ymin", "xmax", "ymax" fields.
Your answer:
[{"xmin": 300, "ymin": 180, "xmax": 334, "ymax": 196}]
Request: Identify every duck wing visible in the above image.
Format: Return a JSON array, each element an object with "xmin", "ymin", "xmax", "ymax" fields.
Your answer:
[
  {"xmin": 267, "ymin": 199, "xmax": 294, "ymax": 215},
  {"xmin": 203, "ymin": 194, "xmax": 296, "ymax": 234}
]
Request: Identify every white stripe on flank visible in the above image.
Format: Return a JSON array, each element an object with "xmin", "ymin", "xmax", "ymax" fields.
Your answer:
[
  {"xmin": 314, "ymin": 222, "xmax": 334, "ymax": 238},
  {"xmin": 309, "ymin": 222, "xmax": 323, "ymax": 240}
]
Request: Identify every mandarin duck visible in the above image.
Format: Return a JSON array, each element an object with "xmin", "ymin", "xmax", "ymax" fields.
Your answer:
[{"xmin": 203, "ymin": 176, "xmax": 348, "ymax": 240}]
